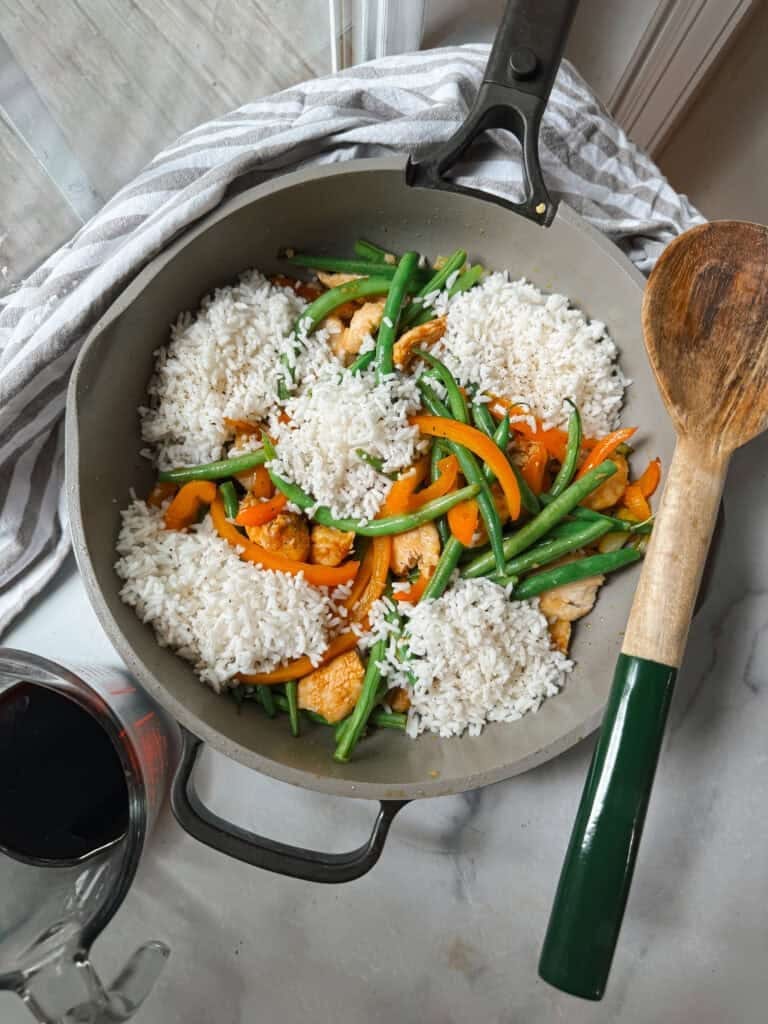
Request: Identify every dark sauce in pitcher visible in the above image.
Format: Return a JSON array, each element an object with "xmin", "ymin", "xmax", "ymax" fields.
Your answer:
[{"xmin": 0, "ymin": 684, "xmax": 129, "ymax": 862}]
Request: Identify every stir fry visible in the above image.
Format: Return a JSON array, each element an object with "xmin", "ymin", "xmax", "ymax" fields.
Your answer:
[{"xmin": 143, "ymin": 240, "xmax": 661, "ymax": 761}]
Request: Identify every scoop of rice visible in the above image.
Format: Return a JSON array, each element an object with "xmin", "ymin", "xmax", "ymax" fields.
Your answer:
[
  {"xmin": 433, "ymin": 272, "xmax": 628, "ymax": 435},
  {"xmin": 368, "ymin": 579, "xmax": 572, "ymax": 738},
  {"xmin": 115, "ymin": 501, "xmax": 344, "ymax": 690},
  {"xmin": 268, "ymin": 364, "xmax": 423, "ymax": 521}
]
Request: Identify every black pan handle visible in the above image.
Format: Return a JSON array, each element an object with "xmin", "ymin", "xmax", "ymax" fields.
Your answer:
[
  {"xmin": 406, "ymin": 0, "xmax": 580, "ymax": 225},
  {"xmin": 170, "ymin": 727, "xmax": 408, "ymax": 883}
]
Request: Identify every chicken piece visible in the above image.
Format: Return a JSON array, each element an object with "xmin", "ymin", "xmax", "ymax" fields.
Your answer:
[
  {"xmin": 298, "ymin": 651, "xmax": 365, "ymax": 724},
  {"xmin": 539, "ymin": 573, "xmax": 605, "ymax": 622},
  {"xmin": 393, "ymin": 316, "xmax": 447, "ymax": 369},
  {"xmin": 270, "ymin": 274, "xmax": 323, "ymax": 302},
  {"xmin": 387, "ymin": 686, "xmax": 411, "ymax": 713},
  {"xmin": 548, "ymin": 618, "xmax": 572, "ymax": 654},
  {"xmin": 320, "ymin": 314, "xmax": 344, "ymax": 338},
  {"xmin": 468, "ymin": 482, "xmax": 511, "ymax": 547},
  {"xmin": 391, "ymin": 522, "xmax": 441, "ymax": 577},
  {"xmin": 332, "ymin": 299, "xmax": 386, "ymax": 362},
  {"xmin": 245, "ymin": 512, "xmax": 310, "ymax": 561},
  {"xmin": 316, "ymin": 271, "xmax": 361, "ymax": 289},
  {"xmin": 581, "ymin": 454, "xmax": 629, "ymax": 511},
  {"xmin": 310, "ymin": 524, "xmax": 355, "ymax": 566}
]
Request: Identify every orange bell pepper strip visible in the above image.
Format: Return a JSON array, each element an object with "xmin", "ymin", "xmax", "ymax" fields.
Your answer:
[
  {"xmin": 235, "ymin": 493, "xmax": 287, "ymax": 527},
  {"xmin": 637, "ymin": 457, "xmax": 662, "ymax": 498},
  {"xmin": 409, "ymin": 455, "xmax": 460, "ymax": 509},
  {"xmin": 447, "ymin": 498, "xmax": 479, "ymax": 546},
  {"xmin": 576, "ymin": 427, "xmax": 637, "ymax": 479},
  {"xmin": 622, "ymin": 483, "xmax": 652, "ymax": 522},
  {"xmin": 243, "ymin": 464, "xmax": 274, "ymax": 499},
  {"xmin": 410, "ymin": 415, "xmax": 521, "ymax": 521},
  {"xmin": 343, "ymin": 540, "xmax": 374, "ymax": 612},
  {"xmin": 210, "ymin": 496, "xmax": 358, "ymax": 586},
  {"xmin": 520, "ymin": 443, "xmax": 548, "ymax": 495},
  {"xmin": 381, "ymin": 459, "xmax": 429, "ymax": 516},
  {"xmin": 224, "ymin": 417, "xmax": 262, "ymax": 436},
  {"xmin": 148, "ymin": 480, "xmax": 178, "ymax": 508},
  {"xmin": 164, "ymin": 480, "xmax": 217, "ymax": 530},
  {"xmin": 394, "ymin": 573, "xmax": 433, "ymax": 603},
  {"xmin": 236, "ymin": 631, "xmax": 359, "ymax": 685},
  {"xmin": 351, "ymin": 535, "xmax": 392, "ymax": 623}
]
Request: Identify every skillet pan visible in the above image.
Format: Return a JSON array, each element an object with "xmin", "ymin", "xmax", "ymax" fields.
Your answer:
[{"xmin": 66, "ymin": 0, "xmax": 676, "ymax": 880}]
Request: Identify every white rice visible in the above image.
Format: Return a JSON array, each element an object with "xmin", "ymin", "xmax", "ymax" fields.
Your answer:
[
  {"xmin": 139, "ymin": 269, "xmax": 336, "ymax": 470},
  {"xmin": 115, "ymin": 500, "xmax": 342, "ymax": 690},
  {"xmin": 432, "ymin": 272, "xmax": 628, "ymax": 435},
  {"xmin": 367, "ymin": 580, "xmax": 572, "ymax": 738},
  {"xmin": 268, "ymin": 364, "xmax": 422, "ymax": 520}
]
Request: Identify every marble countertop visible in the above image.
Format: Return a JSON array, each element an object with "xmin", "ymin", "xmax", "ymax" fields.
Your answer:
[{"xmin": 3, "ymin": 431, "xmax": 767, "ymax": 1023}]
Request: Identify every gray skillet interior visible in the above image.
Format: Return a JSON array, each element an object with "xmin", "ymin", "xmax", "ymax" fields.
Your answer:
[{"xmin": 67, "ymin": 157, "xmax": 675, "ymax": 800}]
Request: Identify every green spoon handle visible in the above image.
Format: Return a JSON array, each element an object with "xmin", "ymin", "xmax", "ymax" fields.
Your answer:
[
  {"xmin": 538, "ymin": 653, "xmax": 676, "ymax": 1000},
  {"xmin": 539, "ymin": 438, "xmax": 727, "ymax": 1000}
]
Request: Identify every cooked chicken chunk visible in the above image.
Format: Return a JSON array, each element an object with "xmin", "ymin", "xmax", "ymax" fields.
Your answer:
[
  {"xmin": 320, "ymin": 314, "xmax": 344, "ymax": 337},
  {"xmin": 548, "ymin": 618, "xmax": 572, "ymax": 654},
  {"xmin": 298, "ymin": 651, "xmax": 365, "ymax": 723},
  {"xmin": 539, "ymin": 574, "xmax": 604, "ymax": 622},
  {"xmin": 310, "ymin": 524, "xmax": 355, "ymax": 566},
  {"xmin": 245, "ymin": 512, "xmax": 310, "ymax": 561},
  {"xmin": 332, "ymin": 299, "xmax": 386, "ymax": 362},
  {"xmin": 316, "ymin": 271, "xmax": 361, "ymax": 289},
  {"xmin": 391, "ymin": 522, "xmax": 441, "ymax": 577},
  {"xmin": 582, "ymin": 454, "xmax": 629, "ymax": 511},
  {"xmin": 387, "ymin": 686, "xmax": 411, "ymax": 713},
  {"xmin": 393, "ymin": 316, "xmax": 447, "ymax": 369}
]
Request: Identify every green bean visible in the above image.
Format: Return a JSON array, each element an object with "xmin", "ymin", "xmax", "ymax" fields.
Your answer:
[
  {"xmin": 354, "ymin": 239, "xmax": 396, "ymax": 264},
  {"xmin": 499, "ymin": 519, "xmax": 614, "ymax": 577},
  {"xmin": 348, "ymin": 349, "xmax": 375, "ymax": 375},
  {"xmin": 448, "ymin": 263, "xmax": 485, "ymax": 296},
  {"xmin": 266, "ymin": 458, "xmax": 480, "ymax": 536},
  {"xmin": 544, "ymin": 501, "xmax": 654, "ymax": 534},
  {"xmin": 334, "ymin": 639, "xmax": 386, "ymax": 762},
  {"xmin": 462, "ymin": 461, "xmax": 618, "ymax": 578},
  {"xmin": 355, "ymin": 449, "xmax": 385, "ymax": 472},
  {"xmin": 409, "ymin": 264, "xmax": 486, "ymax": 329},
  {"xmin": 430, "ymin": 440, "xmax": 450, "ymax": 546},
  {"xmin": 401, "ymin": 248, "xmax": 467, "ymax": 328},
  {"xmin": 158, "ymin": 450, "xmax": 267, "ymax": 484},
  {"xmin": 513, "ymin": 548, "xmax": 643, "ymax": 600},
  {"xmin": 418, "ymin": 379, "xmax": 507, "ymax": 574},
  {"xmin": 285, "ymin": 680, "xmax": 300, "ymax": 737},
  {"xmin": 422, "ymin": 535, "xmax": 464, "ymax": 601},
  {"xmin": 370, "ymin": 710, "xmax": 407, "ymax": 730},
  {"xmin": 417, "ymin": 351, "xmax": 468, "ymax": 422},
  {"xmin": 375, "ymin": 251, "xmax": 420, "ymax": 379},
  {"xmin": 283, "ymin": 253, "xmax": 430, "ymax": 283},
  {"xmin": 470, "ymin": 402, "xmax": 540, "ymax": 514},
  {"xmin": 219, "ymin": 481, "xmax": 239, "ymax": 520},
  {"xmin": 487, "ymin": 574, "xmax": 520, "ymax": 588},
  {"xmin": 257, "ymin": 685, "xmax": 276, "ymax": 718},
  {"xmin": 547, "ymin": 401, "xmax": 582, "ymax": 499}
]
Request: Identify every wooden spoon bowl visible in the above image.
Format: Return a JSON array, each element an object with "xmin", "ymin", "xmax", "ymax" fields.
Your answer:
[{"xmin": 541, "ymin": 221, "xmax": 768, "ymax": 1001}]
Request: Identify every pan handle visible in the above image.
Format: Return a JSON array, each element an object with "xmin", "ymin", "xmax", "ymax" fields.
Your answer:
[
  {"xmin": 406, "ymin": 0, "xmax": 580, "ymax": 225},
  {"xmin": 170, "ymin": 727, "xmax": 408, "ymax": 883}
]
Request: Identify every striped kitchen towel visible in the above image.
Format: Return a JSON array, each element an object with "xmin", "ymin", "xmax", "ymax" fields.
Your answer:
[{"xmin": 0, "ymin": 45, "xmax": 703, "ymax": 632}]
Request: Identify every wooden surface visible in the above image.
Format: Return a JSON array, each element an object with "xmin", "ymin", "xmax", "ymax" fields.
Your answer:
[
  {"xmin": 623, "ymin": 220, "xmax": 768, "ymax": 666},
  {"xmin": 0, "ymin": 0, "xmax": 329, "ymax": 292}
]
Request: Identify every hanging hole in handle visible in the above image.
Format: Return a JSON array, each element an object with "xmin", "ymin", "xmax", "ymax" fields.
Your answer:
[{"xmin": 170, "ymin": 728, "xmax": 408, "ymax": 884}]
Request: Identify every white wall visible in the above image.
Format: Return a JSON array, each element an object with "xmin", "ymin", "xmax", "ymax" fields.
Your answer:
[
  {"xmin": 657, "ymin": 1, "xmax": 768, "ymax": 222},
  {"xmin": 423, "ymin": 0, "xmax": 660, "ymax": 107}
]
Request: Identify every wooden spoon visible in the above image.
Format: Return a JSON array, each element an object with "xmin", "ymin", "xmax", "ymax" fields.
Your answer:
[{"xmin": 539, "ymin": 221, "xmax": 768, "ymax": 1000}]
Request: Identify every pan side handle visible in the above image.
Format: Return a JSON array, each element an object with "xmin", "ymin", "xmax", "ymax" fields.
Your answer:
[
  {"xmin": 170, "ymin": 727, "xmax": 408, "ymax": 883},
  {"xmin": 406, "ymin": 0, "xmax": 580, "ymax": 226}
]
